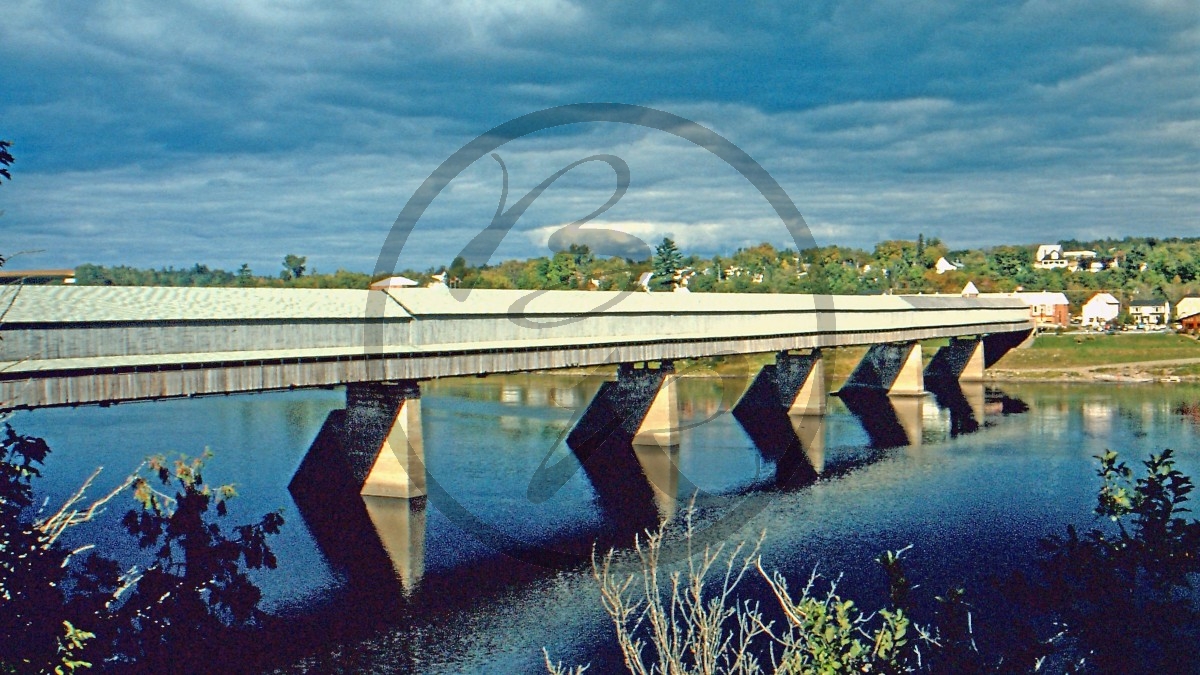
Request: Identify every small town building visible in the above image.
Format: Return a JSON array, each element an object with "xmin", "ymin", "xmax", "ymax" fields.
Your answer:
[
  {"xmin": 1081, "ymin": 292, "xmax": 1121, "ymax": 328},
  {"xmin": 1176, "ymin": 296, "xmax": 1200, "ymax": 320},
  {"xmin": 960, "ymin": 281, "xmax": 979, "ymax": 297},
  {"xmin": 1176, "ymin": 297, "xmax": 1200, "ymax": 332},
  {"xmin": 1013, "ymin": 291, "xmax": 1070, "ymax": 327},
  {"xmin": 934, "ymin": 257, "xmax": 963, "ymax": 275},
  {"xmin": 975, "ymin": 289, "xmax": 1070, "ymax": 328},
  {"xmin": 1034, "ymin": 244, "xmax": 1099, "ymax": 271},
  {"xmin": 1034, "ymin": 245, "xmax": 1067, "ymax": 269},
  {"xmin": 1129, "ymin": 298, "xmax": 1171, "ymax": 327}
]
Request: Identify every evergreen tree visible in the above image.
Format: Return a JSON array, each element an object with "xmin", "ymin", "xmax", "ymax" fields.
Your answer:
[{"xmin": 652, "ymin": 237, "xmax": 683, "ymax": 290}]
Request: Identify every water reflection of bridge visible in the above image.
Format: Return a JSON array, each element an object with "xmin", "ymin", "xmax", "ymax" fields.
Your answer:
[{"xmin": 292, "ymin": 368, "xmax": 1027, "ymax": 595}]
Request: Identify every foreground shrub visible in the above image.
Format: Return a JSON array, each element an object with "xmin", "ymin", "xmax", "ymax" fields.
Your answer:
[
  {"xmin": 547, "ymin": 509, "xmax": 948, "ymax": 675},
  {"xmin": 551, "ymin": 449, "xmax": 1200, "ymax": 674},
  {"xmin": 0, "ymin": 426, "xmax": 283, "ymax": 673}
]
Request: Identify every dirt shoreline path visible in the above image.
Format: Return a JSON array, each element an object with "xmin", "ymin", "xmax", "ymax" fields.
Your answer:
[
  {"xmin": 992, "ymin": 356, "xmax": 1200, "ymax": 374},
  {"xmin": 985, "ymin": 357, "xmax": 1200, "ymax": 383}
]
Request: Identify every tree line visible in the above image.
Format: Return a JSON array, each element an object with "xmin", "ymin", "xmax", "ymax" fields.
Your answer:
[{"xmin": 70, "ymin": 235, "xmax": 1200, "ymax": 312}]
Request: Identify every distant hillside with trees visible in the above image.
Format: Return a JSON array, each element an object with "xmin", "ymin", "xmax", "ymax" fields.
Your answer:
[{"xmin": 71, "ymin": 235, "xmax": 1200, "ymax": 312}]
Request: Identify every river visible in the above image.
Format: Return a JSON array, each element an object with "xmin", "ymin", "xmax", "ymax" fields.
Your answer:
[{"xmin": 13, "ymin": 375, "xmax": 1200, "ymax": 673}]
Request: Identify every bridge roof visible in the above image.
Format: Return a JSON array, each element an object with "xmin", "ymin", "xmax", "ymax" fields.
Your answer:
[
  {"xmin": 0, "ymin": 286, "xmax": 413, "ymax": 323},
  {"xmin": 385, "ymin": 288, "xmax": 1026, "ymax": 316},
  {"xmin": 0, "ymin": 285, "xmax": 1027, "ymax": 326}
]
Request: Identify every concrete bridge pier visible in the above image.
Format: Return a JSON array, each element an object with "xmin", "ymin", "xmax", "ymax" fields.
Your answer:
[
  {"xmin": 732, "ymin": 351, "xmax": 827, "ymax": 486},
  {"xmin": 289, "ymin": 381, "xmax": 428, "ymax": 591},
  {"xmin": 834, "ymin": 342, "xmax": 928, "ymax": 447},
  {"xmin": 290, "ymin": 381, "xmax": 427, "ymax": 500},
  {"xmin": 347, "ymin": 382, "xmax": 427, "ymax": 499},
  {"xmin": 736, "ymin": 350, "xmax": 827, "ymax": 416},
  {"xmin": 566, "ymin": 362, "xmax": 682, "ymax": 526},
  {"xmin": 840, "ymin": 342, "xmax": 925, "ymax": 396},
  {"xmin": 925, "ymin": 337, "xmax": 985, "ymax": 382},
  {"xmin": 567, "ymin": 361, "xmax": 680, "ymax": 450}
]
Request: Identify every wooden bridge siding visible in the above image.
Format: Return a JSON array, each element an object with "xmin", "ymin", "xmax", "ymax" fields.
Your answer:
[
  {"xmin": 0, "ymin": 321, "xmax": 415, "ymax": 361},
  {"xmin": 0, "ymin": 319, "xmax": 1030, "ymax": 410},
  {"xmin": 403, "ymin": 306, "xmax": 1021, "ymax": 347}
]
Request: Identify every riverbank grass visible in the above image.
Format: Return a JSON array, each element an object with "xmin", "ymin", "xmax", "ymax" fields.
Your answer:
[{"xmin": 994, "ymin": 332, "xmax": 1199, "ymax": 370}]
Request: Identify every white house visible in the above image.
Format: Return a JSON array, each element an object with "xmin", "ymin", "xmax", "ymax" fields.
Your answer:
[
  {"xmin": 1034, "ymin": 244, "xmax": 1099, "ymax": 271},
  {"xmin": 1034, "ymin": 245, "xmax": 1067, "ymax": 269},
  {"xmin": 1081, "ymin": 292, "xmax": 1121, "ymax": 327},
  {"xmin": 934, "ymin": 257, "xmax": 963, "ymax": 275},
  {"xmin": 1176, "ymin": 296, "xmax": 1200, "ymax": 321},
  {"xmin": 1129, "ymin": 298, "xmax": 1171, "ymax": 327}
]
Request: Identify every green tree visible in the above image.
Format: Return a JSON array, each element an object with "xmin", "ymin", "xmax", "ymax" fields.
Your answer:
[
  {"xmin": 236, "ymin": 263, "xmax": 254, "ymax": 286},
  {"xmin": 988, "ymin": 245, "xmax": 1032, "ymax": 279},
  {"xmin": 1019, "ymin": 449, "xmax": 1200, "ymax": 672},
  {"xmin": 542, "ymin": 252, "xmax": 579, "ymax": 289},
  {"xmin": 281, "ymin": 254, "xmax": 307, "ymax": 280},
  {"xmin": 447, "ymin": 255, "xmax": 469, "ymax": 284},
  {"xmin": 652, "ymin": 237, "xmax": 683, "ymax": 290}
]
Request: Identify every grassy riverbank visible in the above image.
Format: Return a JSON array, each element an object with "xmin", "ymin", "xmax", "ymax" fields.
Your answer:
[{"xmin": 988, "ymin": 332, "xmax": 1200, "ymax": 381}]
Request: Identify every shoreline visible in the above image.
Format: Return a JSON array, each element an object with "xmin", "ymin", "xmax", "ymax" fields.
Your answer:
[
  {"xmin": 508, "ymin": 365, "xmax": 1200, "ymax": 385},
  {"xmin": 535, "ymin": 356, "xmax": 1200, "ymax": 385}
]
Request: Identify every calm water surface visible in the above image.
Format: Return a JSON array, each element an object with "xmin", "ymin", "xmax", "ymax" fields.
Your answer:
[{"xmin": 14, "ymin": 376, "xmax": 1200, "ymax": 673}]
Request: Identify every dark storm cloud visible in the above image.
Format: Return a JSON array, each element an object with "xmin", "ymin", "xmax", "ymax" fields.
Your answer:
[{"xmin": 0, "ymin": 0, "xmax": 1195, "ymax": 271}]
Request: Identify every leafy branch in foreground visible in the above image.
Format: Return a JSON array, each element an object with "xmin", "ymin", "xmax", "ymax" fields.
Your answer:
[
  {"xmin": 0, "ymin": 427, "xmax": 284, "ymax": 673},
  {"xmin": 103, "ymin": 451, "xmax": 285, "ymax": 668},
  {"xmin": 1020, "ymin": 448, "xmax": 1200, "ymax": 673}
]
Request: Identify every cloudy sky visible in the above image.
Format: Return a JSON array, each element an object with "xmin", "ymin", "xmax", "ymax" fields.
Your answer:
[{"xmin": 1, "ymin": 1, "xmax": 1196, "ymax": 274}]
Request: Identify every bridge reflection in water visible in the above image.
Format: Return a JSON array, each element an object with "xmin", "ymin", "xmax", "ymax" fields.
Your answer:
[{"xmin": 289, "ymin": 369, "xmax": 1027, "ymax": 600}]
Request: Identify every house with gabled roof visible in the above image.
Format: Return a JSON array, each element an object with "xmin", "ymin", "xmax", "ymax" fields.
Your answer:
[
  {"xmin": 1177, "ymin": 296, "xmax": 1200, "ymax": 332},
  {"xmin": 1081, "ymin": 292, "xmax": 1120, "ymax": 328},
  {"xmin": 1129, "ymin": 298, "xmax": 1171, "ymax": 327}
]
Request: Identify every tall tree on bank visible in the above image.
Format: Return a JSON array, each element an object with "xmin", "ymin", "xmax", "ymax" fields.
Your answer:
[
  {"xmin": 281, "ymin": 254, "xmax": 307, "ymax": 280},
  {"xmin": 652, "ymin": 237, "xmax": 683, "ymax": 291}
]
